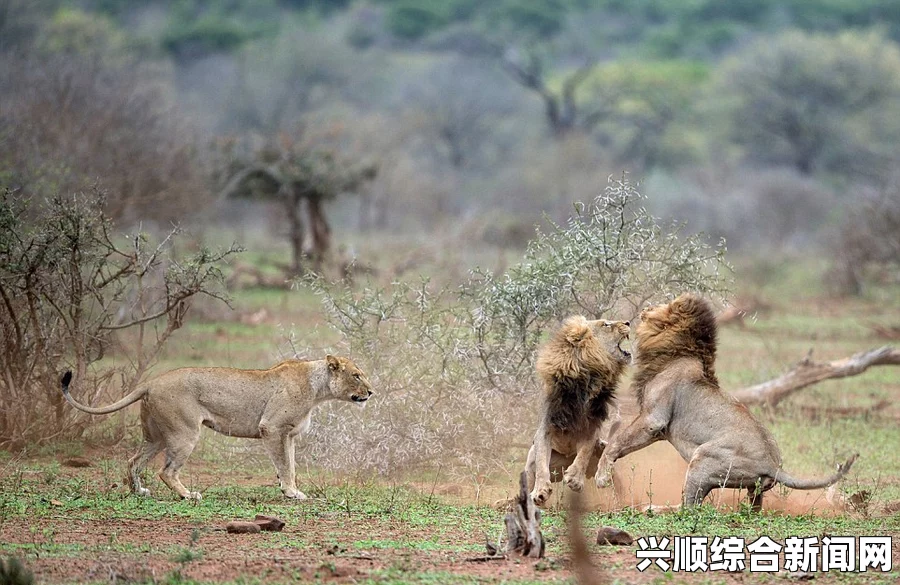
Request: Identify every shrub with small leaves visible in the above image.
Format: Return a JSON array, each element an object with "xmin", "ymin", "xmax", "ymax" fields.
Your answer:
[{"xmin": 304, "ymin": 175, "xmax": 729, "ymax": 474}]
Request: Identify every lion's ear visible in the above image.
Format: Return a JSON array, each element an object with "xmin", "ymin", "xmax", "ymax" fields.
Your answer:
[
  {"xmin": 326, "ymin": 355, "xmax": 341, "ymax": 371},
  {"xmin": 565, "ymin": 324, "xmax": 593, "ymax": 347}
]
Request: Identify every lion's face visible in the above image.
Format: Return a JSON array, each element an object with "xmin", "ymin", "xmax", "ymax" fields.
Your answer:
[
  {"xmin": 587, "ymin": 319, "xmax": 632, "ymax": 364},
  {"xmin": 326, "ymin": 355, "xmax": 373, "ymax": 405}
]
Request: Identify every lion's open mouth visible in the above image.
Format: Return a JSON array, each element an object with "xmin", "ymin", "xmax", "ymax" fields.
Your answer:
[
  {"xmin": 351, "ymin": 394, "xmax": 369, "ymax": 403},
  {"xmin": 617, "ymin": 337, "xmax": 632, "ymax": 359}
]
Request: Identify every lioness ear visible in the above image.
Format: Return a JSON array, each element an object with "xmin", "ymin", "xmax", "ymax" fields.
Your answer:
[{"xmin": 326, "ymin": 355, "xmax": 341, "ymax": 371}]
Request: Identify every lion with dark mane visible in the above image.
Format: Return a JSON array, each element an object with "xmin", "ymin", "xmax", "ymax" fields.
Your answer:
[
  {"xmin": 527, "ymin": 316, "xmax": 631, "ymax": 507},
  {"xmin": 595, "ymin": 293, "xmax": 857, "ymax": 509}
]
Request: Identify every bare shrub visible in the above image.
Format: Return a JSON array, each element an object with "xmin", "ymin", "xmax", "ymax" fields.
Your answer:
[
  {"xmin": 301, "ymin": 175, "xmax": 730, "ymax": 475},
  {"xmin": 0, "ymin": 50, "xmax": 207, "ymax": 224},
  {"xmin": 649, "ymin": 166, "xmax": 837, "ymax": 251},
  {"xmin": 825, "ymin": 184, "xmax": 900, "ymax": 296},
  {"xmin": 0, "ymin": 189, "xmax": 239, "ymax": 450}
]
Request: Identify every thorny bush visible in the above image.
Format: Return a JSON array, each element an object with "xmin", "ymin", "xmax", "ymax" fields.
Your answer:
[
  {"xmin": 0, "ymin": 189, "xmax": 240, "ymax": 450},
  {"xmin": 303, "ymin": 176, "xmax": 730, "ymax": 477}
]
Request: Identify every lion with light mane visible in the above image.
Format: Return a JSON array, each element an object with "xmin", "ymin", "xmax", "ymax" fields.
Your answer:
[
  {"xmin": 60, "ymin": 356, "xmax": 373, "ymax": 501},
  {"xmin": 595, "ymin": 293, "xmax": 857, "ymax": 509},
  {"xmin": 527, "ymin": 315, "xmax": 631, "ymax": 507}
]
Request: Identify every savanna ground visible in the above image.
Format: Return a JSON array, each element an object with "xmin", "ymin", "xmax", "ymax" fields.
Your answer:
[{"xmin": 1, "ymin": 236, "xmax": 898, "ymax": 585}]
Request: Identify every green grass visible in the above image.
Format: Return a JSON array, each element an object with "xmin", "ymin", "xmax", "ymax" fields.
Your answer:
[{"xmin": 2, "ymin": 466, "xmax": 896, "ymax": 541}]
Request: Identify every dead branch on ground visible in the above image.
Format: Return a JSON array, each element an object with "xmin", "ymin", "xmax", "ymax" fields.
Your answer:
[
  {"xmin": 731, "ymin": 346, "xmax": 899, "ymax": 407},
  {"xmin": 504, "ymin": 471, "xmax": 544, "ymax": 558}
]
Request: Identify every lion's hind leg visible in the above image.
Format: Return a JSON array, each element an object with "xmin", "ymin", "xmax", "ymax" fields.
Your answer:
[{"xmin": 562, "ymin": 438, "xmax": 596, "ymax": 493}]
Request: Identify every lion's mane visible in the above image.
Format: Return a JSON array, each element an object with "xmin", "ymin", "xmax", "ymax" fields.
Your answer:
[
  {"xmin": 536, "ymin": 316, "xmax": 626, "ymax": 438},
  {"xmin": 632, "ymin": 293, "xmax": 719, "ymax": 406}
]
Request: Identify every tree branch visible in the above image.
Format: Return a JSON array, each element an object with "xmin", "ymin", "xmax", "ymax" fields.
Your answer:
[
  {"xmin": 731, "ymin": 346, "xmax": 900, "ymax": 407},
  {"xmin": 218, "ymin": 165, "xmax": 285, "ymax": 200}
]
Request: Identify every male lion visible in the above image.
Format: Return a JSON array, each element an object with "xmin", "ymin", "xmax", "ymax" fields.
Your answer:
[
  {"xmin": 595, "ymin": 294, "xmax": 857, "ymax": 509},
  {"xmin": 60, "ymin": 355, "xmax": 373, "ymax": 501},
  {"xmin": 528, "ymin": 316, "xmax": 631, "ymax": 507}
]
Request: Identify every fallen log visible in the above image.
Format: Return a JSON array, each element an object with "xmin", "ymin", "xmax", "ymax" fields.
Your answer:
[{"xmin": 731, "ymin": 346, "xmax": 899, "ymax": 407}]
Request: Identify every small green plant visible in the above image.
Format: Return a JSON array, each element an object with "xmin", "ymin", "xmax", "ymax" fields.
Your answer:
[{"xmin": 168, "ymin": 528, "xmax": 203, "ymax": 582}]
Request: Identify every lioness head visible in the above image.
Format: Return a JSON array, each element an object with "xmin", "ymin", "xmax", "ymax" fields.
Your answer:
[{"xmin": 326, "ymin": 355, "xmax": 373, "ymax": 405}]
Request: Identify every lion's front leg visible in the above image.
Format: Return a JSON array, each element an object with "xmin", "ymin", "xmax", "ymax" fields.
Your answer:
[
  {"xmin": 529, "ymin": 421, "xmax": 553, "ymax": 507},
  {"xmin": 595, "ymin": 415, "xmax": 663, "ymax": 488}
]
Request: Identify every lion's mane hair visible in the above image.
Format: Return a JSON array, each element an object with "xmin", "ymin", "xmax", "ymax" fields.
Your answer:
[
  {"xmin": 632, "ymin": 293, "xmax": 719, "ymax": 406},
  {"xmin": 535, "ymin": 315, "xmax": 626, "ymax": 438}
]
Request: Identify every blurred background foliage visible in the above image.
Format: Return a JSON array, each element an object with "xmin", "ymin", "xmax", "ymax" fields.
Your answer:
[{"xmin": 0, "ymin": 0, "xmax": 899, "ymax": 294}]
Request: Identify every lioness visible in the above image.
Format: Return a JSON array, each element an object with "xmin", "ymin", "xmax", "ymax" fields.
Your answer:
[
  {"xmin": 595, "ymin": 294, "xmax": 857, "ymax": 509},
  {"xmin": 528, "ymin": 316, "xmax": 631, "ymax": 507},
  {"xmin": 60, "ymin": 356, "xmax": 373, "ymax": 500}
]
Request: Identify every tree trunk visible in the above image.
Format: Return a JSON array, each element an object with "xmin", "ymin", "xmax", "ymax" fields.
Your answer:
[
  {"xmin": 732, "ymin": 346, "xmax": 900, "ymax": 407},
  {"xmin": 286, "ymin": 190, "xmax": 305, "ymax": 275},
  {"xmin": 306, "ymin": 195, "xmax": 331, "ymax": 266}
]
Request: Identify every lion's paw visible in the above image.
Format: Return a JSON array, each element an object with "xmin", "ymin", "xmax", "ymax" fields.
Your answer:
[
  {"xmin": 136, "ymin": 487, "xmax": 152, "ymax": 497},
  {"xmin": 594, "ymin": 469, "xmax": 612, "ymax": 489},
  {"xmin": 530, "ymin": 483, "xmax": 552, "ymax": 507},
  {"xmin": 284, "ymin": 489, "xmax": 308, "ymax": 500},
  {"xmin": 563, "ymin": 469, "xmax": 585, "ymax": 493},
  {"xmin": 185, "ymin": 491, "xmax": 203, "ymax": 501}
]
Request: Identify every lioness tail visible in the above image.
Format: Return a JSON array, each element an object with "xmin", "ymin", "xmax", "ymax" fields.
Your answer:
[
  {"xmin": 775, "ymin": 454, "xmax": 858, "ymax": 490},
  {"xmin": 60, "ymin": 371, "xmax": 149, "ymax": 415}
]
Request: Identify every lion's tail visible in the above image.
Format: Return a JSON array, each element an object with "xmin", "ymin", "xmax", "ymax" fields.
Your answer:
[
  {"xmin": 60, "ymin": 371, "xmax": 148, "ymax": 415},
  {"xmin": 775, "ymin": 453, "xmax": 858, "ymax": 490}
]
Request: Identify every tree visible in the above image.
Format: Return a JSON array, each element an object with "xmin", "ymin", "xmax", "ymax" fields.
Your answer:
[
  {"xmin": 0, "ymin": 189, "xmax": 239, "ymax": 449},
  {"xmin": 502, "ymin": 47, "xmax": 598, "ymax": 138},
  {"xmin": 218, "ymin": 27, "xmax": 366, "ymax": 133},
  {"xmin": 0, "ymin": 22, "xmax": 208, "ymax": 223},
  {"xmin": 581, "ymin": 60, "xmax": 707, "ymax": 170},
  {"xmin": 825, "ymin": 182, "xmax": 900, "ymax": 295},
  {"xmin": 218, "ymin": 135, "xmax": 376, "ymax": 275},
  {"xmin": 712, "ymin": 30, "xmax": 900, "ymax": 179},
  {"xmin": 404, "ymin": 57, "xmax": 521, "ymax": 170}
]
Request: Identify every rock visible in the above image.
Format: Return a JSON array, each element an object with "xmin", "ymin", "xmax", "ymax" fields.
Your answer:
[
  {"xmin": 62, "ymin": 456, "xmax": 92, "ymax": 468},
  {"xmin": 596, "ymin": 526, "xmax": 633, "ymax": 546},
  {"xmin": 253, "ymin": 514, "xmax": 285, "ymax": 532},
  {"xmin": 225, "ymin": 521, "xmax": 261, "ymax": 534}
]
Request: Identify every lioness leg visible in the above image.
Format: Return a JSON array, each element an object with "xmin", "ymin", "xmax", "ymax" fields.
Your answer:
[
  {"xmin": 279, "ymin": 431, "xmax": 306, "ymax": 500},
  {"xmin": 128, "ymin": 440, "xmax": 162, "ymax": 497},
  {"xmin": 260, "ymin": 428, "xmax": 306, "ymax": 499},
  {"xmin": 159, "ymin": 426, "xmax": 202, "ymax": 500}
]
